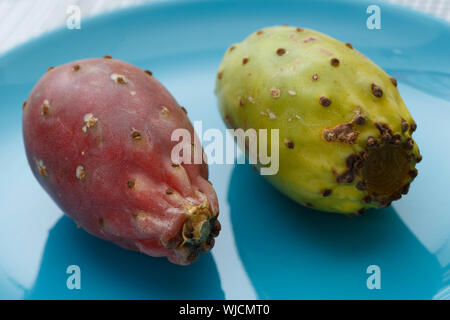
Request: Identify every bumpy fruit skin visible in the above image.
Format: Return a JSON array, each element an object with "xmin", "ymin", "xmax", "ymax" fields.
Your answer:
[
  {"xmin": 23, "ymin": 58, "xmax": 220, "ymax": 265},
  {"xmin": 215, "ymin": 26, "xmax": 421, "ymax": 215}
]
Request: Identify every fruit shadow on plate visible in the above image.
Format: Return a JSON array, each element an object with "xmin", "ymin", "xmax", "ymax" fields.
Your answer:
[
  {"xmin": 228, "ymin": 164, "xmax": 442, "ymax": 299},
  {"xmin": 26, "ymin": 216, "xmax": 224, "ymax": 299}
]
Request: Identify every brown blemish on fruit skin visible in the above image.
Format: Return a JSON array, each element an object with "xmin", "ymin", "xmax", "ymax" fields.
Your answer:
[
  {"xmin": 166, "ymin": 188, "xmax": 174, "ymax": 195},
  {"xmin": 171, "ymin": 163, "xmax": 180, "ymax": 168},
  {"xmin": 276, "ymin": 48, "xmax": 287, "ymax": 56},
  {"xmin": 401, "ymin": 118, "xmax": 409, "ymax": 132},
  {"xmin": 390, "ymin": 77, "xmax": 398, "ymax": 87},
  {"xmin": 346, "ymin": 154, "xmax": 362, "ymax": 169},
  {"xmin": 363, "ymin": 195, "xmax": 372, "ymax": 203},
  {"xmin": 160, "ymin": 107, "xmax": 169, "ymax": 116},
  {"xmin": 403, "ymin": 137, "xmax": 414, "ymax": 151},
  {"xmin": 35, "ymin": 159, "xmax": 48, "ymax": 177},
  {"xmin": 296, "ymin": 27, "xmax": 304, "ymax": 32},
  {"xmin": 82, "ymin": 113, "xmax": 98, "ymax": 132},
  {"xmin": 270, "ymin": 87, "xmax": 281, "ymax": 98},
  {"xmin": 353, "ymin": 108, "xmax": 366, "ymax": 125},
  {"xmin": 345, "ymin": 43, "xmax": 353, "ymax": 49},
  {"xmin": 73, "ymin": 65, "xmax": 80, "ymax": 71},
  {"xmin": 242, "ymin": 58, "xmax": 249, "ymax": 65},
  {"xmin": 131, "ymin": 129, "xmax": 142, "ymax": 141},
  {"xmin": 367, "ymin": 136, "xmax": 378, "ymax": 147},
  {"xmin": 303, "ymin": 37, "xmax": 317, "ymax": 43},
  {"xmin": 22, "ymin": 101, "xmax": 27, "ymax": 110},
  {"xmin": 229, "ymin": 45, "xmax": 236, "ymax": 52},
  {"xmin": 330, "ymin": 58, "xmax": 340, "ymax": 67},
  {"xmin": 371, "ymin": 83, "xmax": 383, "ymax": 97},
  {"xmin": 256, "ymin": 30, "xmax": 263, "ymax": 35},
  {"xmin": 98, "ymin": 218, "xmax": 104, "ymax": 226},
  {"xmin": 306, "ymin": 202, "xmax": 314, "ymax": 207},
  {"xmin": 144, "ymin": 70, "xmax": 153, "ymax": 76},
  {"xmin": 319, "ymin": 96, "xmax": 331, "ymax": 106},
  {"xmin": 312, "ymin": 74, "xmax": 319, "ymax": 81},
  {"xmin": 410, "ymin": 122, "xmax": 417, "ymax": 132},
  {"xmin": 333, "ymin": 169, "xmax": 354, "ymax": 184},
  {"xmin": 103, "ymin": 54, "xmax": 112, "ymax": 59},
  {"xmin": 375, "ymin": 122, "xmax": 393, "ymax": 142},
  {"xmin": 321, "ymin": 189, "xmax": 332, "ymax": 197},
  {"xmin": 409, "ymin": 169, "xmax": 418, "ymax": 178},
  {"xmin": 284, "ymin": 139, "xmax": 294, "ymax": 149},
  {"xmin": 238, "ymin": 97, "xmax": 244, "ymax": 106},
  {"xmin": 401, "ymin": 183, "xmax": 410, "ymax": 195},
  {"xmin": 76, "ymin": 165, "xmax": 86, "ymax": 181},
  {"xmin": 334, "ymin": 153, "xmax": 366, "ymax": 185},
  {"xmin": 416, "ymin": 154, "xmax": 423, "ymax": 163},
  {"xmin": 41, "ymin": 100, "xmax": 50, "ymax": 116},
  {"xmin": 111, "ymin": 74, "xmax": 127, "ymax": 84},
  {"xmin": 180, "ymin": 106, "xmax": 187, "ymax": 114},
  {"xmin": 47, "ymin": 66, "xmax": 54, "ymax": 72},
  {"xmin": 224, "ymin": 115, "xmax": 232, "ymax": 126},
  {"xmin": 323, "ymin": 123, "xmax": 359, "ymax": 144},
  {"xmin": 392, "ymin": 134, "xmax": 401, "ymax": 145},
  {"xmin": 217, "ymin": 72, "xmax": 223, "ymax": 80},
  {"xmin": 321, "ymin": 49, "xmax": 334, "ymax": 57},
  {"xmin": 127, "ymin": 180, "xmax": 135, "ymax": 189},
  {"xmin": 356, "ymin": 181, "xmax": 367, "ymax": 191}
]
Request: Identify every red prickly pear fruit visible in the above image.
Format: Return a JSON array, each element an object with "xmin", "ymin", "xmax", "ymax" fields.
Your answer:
[{"xmin": 22, "ymin": 58, "xmax": 220, "ymax": 265}]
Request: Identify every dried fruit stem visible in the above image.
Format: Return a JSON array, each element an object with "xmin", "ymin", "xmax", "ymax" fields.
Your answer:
[
  {"xmin": 170, "ymin": 195, "xmax": 220, "ymax": 265},
  {"xmin": 361, "ymin": 144, "xmax": 411, "ymax": 204}
]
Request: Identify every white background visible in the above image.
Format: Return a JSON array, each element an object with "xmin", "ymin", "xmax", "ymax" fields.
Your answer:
[{"xmin": 0, "ymin": 0, "xmax": 449, "ymax": 55}]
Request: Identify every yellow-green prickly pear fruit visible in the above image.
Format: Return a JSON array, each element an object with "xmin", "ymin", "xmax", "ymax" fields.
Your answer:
[{"xmin": 215, "ymin": 25, "xmax": 421, "ymax": 215}]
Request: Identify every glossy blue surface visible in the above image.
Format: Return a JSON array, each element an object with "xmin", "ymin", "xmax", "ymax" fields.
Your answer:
[{"xmin": 0, "ymin": 0, "xmax": 449, "ymax": 299}]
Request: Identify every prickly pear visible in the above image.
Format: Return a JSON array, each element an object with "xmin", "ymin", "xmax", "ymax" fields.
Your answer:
[
  {"xmin": 23, "ymin": 57, "xmax": 220, "ymax": 265},
  {"xmin": 215, "ymin": 26, "xmax": 421, "ymax": 215}
]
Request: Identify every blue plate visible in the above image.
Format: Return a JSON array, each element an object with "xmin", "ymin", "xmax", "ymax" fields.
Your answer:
[{"xmin": 1, "ymin": 0, "xmax": 449, "ymax": 300}]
